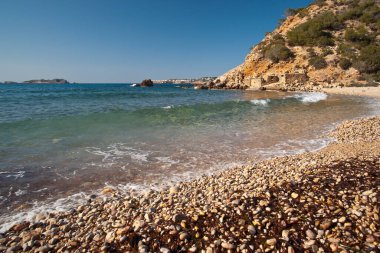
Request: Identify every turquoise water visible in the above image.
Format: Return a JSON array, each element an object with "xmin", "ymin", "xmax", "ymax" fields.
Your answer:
[{"xmin": 0, "ymin": 83, "xmax": 378, "ymax": 231}]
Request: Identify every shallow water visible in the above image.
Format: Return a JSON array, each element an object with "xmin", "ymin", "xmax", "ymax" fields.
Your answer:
[{"xmin": 0, "ymin": 83, "xmax": 379, "ymax": 231}]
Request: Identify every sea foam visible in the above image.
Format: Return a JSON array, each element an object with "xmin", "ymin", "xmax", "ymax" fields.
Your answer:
[
  {"xmin": 250, "ymin": 99, "xmax": 271, "ymax": 106},
  {"xmin": 292, "ymin": 92, "xmax": 328, "ymax": 103}
]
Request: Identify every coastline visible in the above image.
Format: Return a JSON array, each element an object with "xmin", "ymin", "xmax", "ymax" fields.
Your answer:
[
  {"xmin": 323, "ymin": 86, "xmax": 380, "ymax": 99},
  {"xmin": 1, "ymin": 116, "xmax": 379, "ymax": 252}
]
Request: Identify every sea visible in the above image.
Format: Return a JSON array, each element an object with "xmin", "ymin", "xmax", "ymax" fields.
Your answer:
[{"xmin": 0, "ymin": 83, "xmax": 379, "ymax": 232}]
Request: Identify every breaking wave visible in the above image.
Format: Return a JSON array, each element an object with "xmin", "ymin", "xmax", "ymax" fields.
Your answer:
[
  {"xmin": 250, "ymin": 99, "xmax": 271, "ymax": 106},
  {"xmin": 292, "ymin": 92, "xmax": 328, "ymax": 103}
]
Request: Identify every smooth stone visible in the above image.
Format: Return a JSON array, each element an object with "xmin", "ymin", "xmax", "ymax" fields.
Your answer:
[
  {"xmin": 221, "ymin": 242, "xmax": 236, "ymax": 249},
  {"xmin": 338, "ymin": 217, "xmax": 346, "ymax": 223},
  {"xmin": 330, "ymin": 243, "xmax": 338, "ymax": 252},
  {"xmin": 179, "ymin": 232, "xmax": 189, "ymax": 240},
  {"xmin": 291, "ymin": 192, "xmax": 299, "ymax": 199},
  {"xmin": 160, "ymin": 247, "xmax": 170, "ymax": 253},
  {"xmin": 37, "ymin": 246, "xmax": 50, "ymax": 253},
  {"xmin": 105, "ymin": 232, "xmax": 115, "ymax": 243},
  {"xmin": 133, "ymin": 220, "xmax": 145, "ymax": 230},
  {"xmin": 49, "ymin": 238, "xmax": 59, "ymax": 245},
  {"xmin": 304, "ymin": 240, "xmax": 316, "ymax": 248},
  {"xmin": 306, "ymin": 229, "xmax": 316, "ymax": 239},
  {"xmin": 247, "ymin": 225, "xmax": 256, "ymax": 235},
  {"xmin": 172, "ymin": 213, "xmax": 187, "ymax": 223},
  {"xmin": 6, "ymin": 245, "xmax": 22, "ymax": 253},
  {"xmin": 320, "ymin": 220, "xmax": 332, "ymax": 230},
  {"xmin": 206, "ymin": 247, "xmax": 214, "ymax": 253},
  {"xmin": 282, "ymin": 229, "xmax": 290, "ymax": 240},
  {"xmin": 169, "ymin": 186, "xmax": 179, "ymax": 194},
  {"xmin": 266, "ymin": 238, "xmax": 277, "ymax": 246}
]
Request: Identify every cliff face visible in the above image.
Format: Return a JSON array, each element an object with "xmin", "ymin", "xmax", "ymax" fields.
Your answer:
[{"xmin": 211, "ymin": 0, "xmax": 380, "ymax": 91}]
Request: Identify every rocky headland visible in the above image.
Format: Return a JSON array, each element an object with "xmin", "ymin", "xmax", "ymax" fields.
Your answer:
[
  {"xmin": 203, "ymin": 0, "xmax": 380, "ymax": 91},
  {"xmin": 0, "ymin": 116, "xmax": 379, "ymax": 252}
]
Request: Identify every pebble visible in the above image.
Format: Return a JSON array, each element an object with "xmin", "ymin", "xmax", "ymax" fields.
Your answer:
[
  {"xmin": 173, "ymin": 213, "xmax": 187, "ymax": 223},
  {"xmin": 169, "ymin": 186, "xmax": 179, "ymax": 194},
  {"xmin": 266, "ymin": 238, "xmax": 277, "ymax": 246},
  {"xmin": 306, "ymin": 229, "xmax": 316, "ymax": 239},
  {"xmin": 179, "ymin": 232, "xmax": 189, "ymax": 240},
  {"xmin": 330, "ymin": 243, "xmax": 338, "ymax": 252},
  {"xmin": 320, "ymin": 220, "xmax": 332, "ymax": 230},
  {"xmin": 338, "ymin": 216, "xmax": 346, "ymax": 223},
  {"xmin": 221, "ymin": 242, "xmax": 236, "ymax": 249},
  {"xmin": 247, "ymin": 225, "xmax": 256, "ymax": 235},
  {"xmin": 291, "ymin": 192, "xmax": 299, "ymax": 199},
  {"xmin": 304, "ymin": 240, "xmax": 316, "ymax": 248}
]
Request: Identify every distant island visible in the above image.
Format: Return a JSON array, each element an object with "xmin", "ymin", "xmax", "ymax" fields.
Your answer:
[
  {"xmin": 23, "ymin": 79, "xmax": 70, "ymax": 84},
  {"xmin": 1, "ymin": 79, "xmax": 71, "ymax": 84}
]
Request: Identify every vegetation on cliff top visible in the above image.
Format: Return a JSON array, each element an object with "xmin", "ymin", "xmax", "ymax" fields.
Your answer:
[{"xmin": 284, "ymin": 0, "xmax": 380, "ymax": 82}]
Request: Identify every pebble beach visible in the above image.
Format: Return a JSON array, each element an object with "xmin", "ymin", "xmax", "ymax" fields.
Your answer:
[{"xmin": 1, "ymin": 116, "xmax": 379, "ymax": 253}]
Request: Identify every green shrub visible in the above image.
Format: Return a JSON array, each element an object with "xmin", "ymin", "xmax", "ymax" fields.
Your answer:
[
  {"xmin": 339, "ymin": 58, "xmax": 352, "ymax": 70},
  {"xmin": 298, "ymin": 8, "xmax": 309, "ymax": 18},
  {"xmin": 307, "ymin": 48, "xmax": 317, "ymax": 57},
  {"xmin": 322, "ymin": 48, "xmax": 334, "ymax": 56},
  {"xmin": 337, "ymin": 43, "xmax": 356, "ymax": 58},
  {"xmin": 264, "ymin": 44, "xmax": 294, "ymax": 63},
  {"xmin": 340, "ymin": 5, "xmax": 364, "ymax": 21},
  {"xmin": 287, "ymin": 23, "xmax": 334, "ymax": 46},
  {"xmin": 285, "ymin": 8, "xmax": 308, "ymax": 17},
  {"xmin": 354, "ymin": 44, "xmax": 380, "ymax": 74},
  {"xmin": 287, "ymin": 12, "xmax": 342, "ymax": 47},
  {"xmin": 309, "ymin": 56, "xmax": 328, "ymax": 69},
  {"xmin": 339, "ymin": 0, "xmax": 379, "ymax": 24},
  {"xmin": 344, "ymin": 27, "xmax": 373, "ymax": 46},
  {"xmin": 359, "ymin": 5, "xmax": 380, "ymax": 24},
  {"xmin": 272, "ymin": 34, "xmax": 285, "ymax": 43}
]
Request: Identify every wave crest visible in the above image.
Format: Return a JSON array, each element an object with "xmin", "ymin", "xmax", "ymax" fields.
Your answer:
[
  {"xmin": 250, "ymin": 99, "xmax": 271, "ymax": 106},
  {"xmin": 292, "ymin": 92, "xmax": 328, "ymax": 103}
]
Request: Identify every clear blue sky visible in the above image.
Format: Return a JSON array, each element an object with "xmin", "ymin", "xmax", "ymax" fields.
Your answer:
[{"xmin": 0, "ymin": 0, "xmax": 312, "ymax": 83}]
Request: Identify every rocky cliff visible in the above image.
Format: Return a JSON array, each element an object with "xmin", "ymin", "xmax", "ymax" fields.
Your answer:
[{"xmin": 210, "ymin": 0, "xmax": 380, "ymax": 91}]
